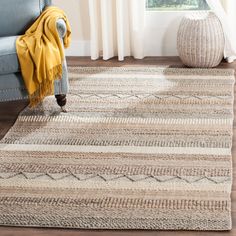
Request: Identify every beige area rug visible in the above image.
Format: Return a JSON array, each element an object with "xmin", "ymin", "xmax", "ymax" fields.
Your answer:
[{"xmin": 0, "ymin": 67, "xmax": 235, "ymax": 230}]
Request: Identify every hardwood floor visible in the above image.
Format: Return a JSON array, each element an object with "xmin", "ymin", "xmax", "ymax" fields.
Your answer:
[{"xmin": 0, "ymin": 57, "xmax": 236, "ymax": 236}]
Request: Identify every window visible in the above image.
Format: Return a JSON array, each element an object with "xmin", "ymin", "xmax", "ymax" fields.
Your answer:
[{"xmin": 146, "ymin": 0, "xmax": 210, "ymax": 11}]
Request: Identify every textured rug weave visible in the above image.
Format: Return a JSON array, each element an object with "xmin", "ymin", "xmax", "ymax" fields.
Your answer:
[{"xmin": 0, "ymin": 67, "xmax": 235, "ymax": 230}]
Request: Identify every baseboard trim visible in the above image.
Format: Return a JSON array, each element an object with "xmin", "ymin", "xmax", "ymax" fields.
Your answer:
[{"xmin": 65, "ymin": 40, "xmax": 90, "ymax": 57}]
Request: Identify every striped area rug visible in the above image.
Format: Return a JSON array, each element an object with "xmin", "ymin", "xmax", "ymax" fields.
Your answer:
[{"xmin": 0, "ymin": 67, "xmax": 235, "ymax": 230}]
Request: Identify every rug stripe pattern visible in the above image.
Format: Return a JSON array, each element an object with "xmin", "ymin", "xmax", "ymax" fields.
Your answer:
[{"xmin": 0, "ymin": 67, "xmax": 234, "ymax": 230}]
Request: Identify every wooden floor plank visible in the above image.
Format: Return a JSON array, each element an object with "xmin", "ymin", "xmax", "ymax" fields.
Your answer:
[{"xmin": 0, "ymin": 57, "xmax": 235, "ymax": 236}]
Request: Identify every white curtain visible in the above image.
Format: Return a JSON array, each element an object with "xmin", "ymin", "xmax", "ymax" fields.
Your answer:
[
  {"xmin": 206, "ymin": 0, "xmax": 236, "ymax": 62},
  {"xmin": 88, "ymin": 0, "xmax": 146, "ymax": 61}
]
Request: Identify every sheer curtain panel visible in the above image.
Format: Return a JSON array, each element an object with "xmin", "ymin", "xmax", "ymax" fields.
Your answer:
[
  {"xmin": 206, "ymin": 0, "xmax": 236, "ymax": 62},
  {"xmin": 88, "ymin": 0, "xmax": 146, "ymax": 61}
]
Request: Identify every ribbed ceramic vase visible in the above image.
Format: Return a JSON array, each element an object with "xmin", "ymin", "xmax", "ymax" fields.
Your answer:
[{"xmin": 177, "ymin": 12, "xmax": 225, "ymax": 68}]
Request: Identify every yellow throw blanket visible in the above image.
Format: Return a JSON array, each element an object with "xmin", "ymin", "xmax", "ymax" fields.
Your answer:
[{"xmin": 16, "ymin": 6, "xmax": 71, "ymax": 107}]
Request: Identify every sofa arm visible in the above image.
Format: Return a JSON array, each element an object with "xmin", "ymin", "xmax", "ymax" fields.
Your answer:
[
  {"xmin": 56, "ymin": 18, "xmax": 67, "ymax": 38},
  {"xmin": 55, "ymin": 18, "xmax": 69, "ymax": 110}
]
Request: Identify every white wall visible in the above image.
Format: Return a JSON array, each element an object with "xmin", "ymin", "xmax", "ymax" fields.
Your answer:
[
  {"xmin": 53, "ymin": 0, "xmax": 91, "ymax": 56},
  {"xmin": 144, "ymin": 11, "xmax": 188, "ymax": 56}
]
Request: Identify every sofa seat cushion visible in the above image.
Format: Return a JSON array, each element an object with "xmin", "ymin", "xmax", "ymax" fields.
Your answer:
[
  {"xmin": 0, "ymin": 36, "xmax": 20, "ymax": 75},
  {"xmin": 0, "ymin": 73, "xmax": 28, "ymax": 102}
]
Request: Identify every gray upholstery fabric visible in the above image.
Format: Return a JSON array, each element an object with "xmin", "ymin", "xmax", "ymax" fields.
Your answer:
[
  {"xmin": 57, "ymin": 19, "xmax": 67, "ymax": 38},
  {"xmin": 41, "ymin": 0, "xmax": 52, "ymax": 9},
  {"xmin": 0, "ymin": 73, "xmax": 28, "ymax": 102},
  {"xmin": 0, "ymin": 36, "xmax": 20, "ymax": 75},
  {"xmin": 0, "ymin": 0, "xmax": 52, "ymax": 37}
]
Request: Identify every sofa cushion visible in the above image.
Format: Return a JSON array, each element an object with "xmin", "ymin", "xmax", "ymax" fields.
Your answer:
[
  {"xmin": 0, "ymin": 0, "xmax": 51, "ymax": 37},
  {"xmin": 0, "ymin": 73, "xmax": 28, "ymax": 102},
  {"xmin": 0, "ymin": 36, "xmax": 20, "ymax": 75}
]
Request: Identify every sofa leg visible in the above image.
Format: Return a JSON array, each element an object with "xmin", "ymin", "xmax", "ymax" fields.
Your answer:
[{"xmin": 55, "ymin": 94, "xmax": 67, "ymax": 112}]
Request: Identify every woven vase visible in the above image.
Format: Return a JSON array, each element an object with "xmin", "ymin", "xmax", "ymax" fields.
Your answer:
[{"xmin": 177, "ymin": 12, "xmax": 225, "ymax": 68}]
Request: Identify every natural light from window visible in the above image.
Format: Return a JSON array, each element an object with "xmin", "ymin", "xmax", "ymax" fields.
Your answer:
[{"xmin": 146, "ymin": 0, "xmax": 210, "ymax": 11}]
